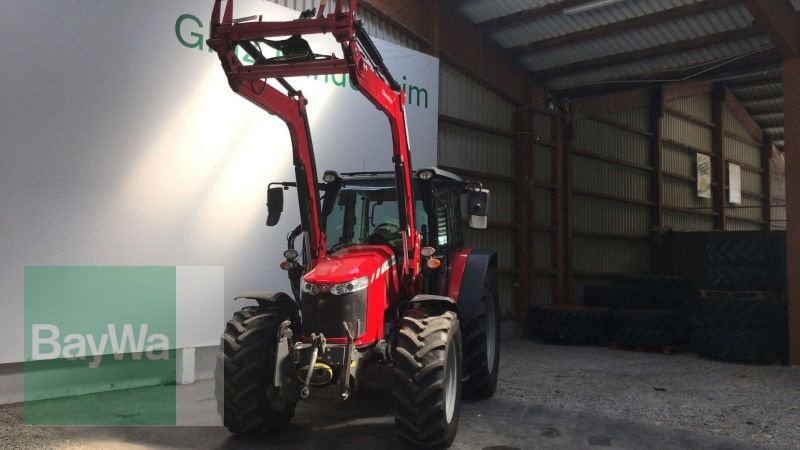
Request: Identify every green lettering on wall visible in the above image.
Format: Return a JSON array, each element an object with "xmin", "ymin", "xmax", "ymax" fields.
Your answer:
[{"xmin": 175, "ymin": 14, "xmax": 204, "ymax": 50}]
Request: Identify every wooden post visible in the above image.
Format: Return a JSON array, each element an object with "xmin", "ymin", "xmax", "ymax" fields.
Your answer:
[
  {"xmin": 649, "ymin": 87, "xmax": 665, "ymax": 231},
  {"xmin": 513, "ymin": 87, "xmax": 534, "ymax": 326},
  {"xmin": 553, "ymin": 104, "xmax": 571, "ymax": 304},
  {"xmin": 762, "ymin": 133, "xmax": 773, "ymax": 230},
  {"xmin": 783, "ymin": 57, "xmax": 800, "ymax": 366},
  {"xmin": 712, "ymin": 83, "xmax": 727, "ymax": 230}
]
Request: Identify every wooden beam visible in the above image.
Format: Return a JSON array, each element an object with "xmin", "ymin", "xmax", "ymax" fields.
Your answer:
[
  {"xmin": 571, "ymin": 147, "xmax": 653, "ymax": 172},
  {"xmin": 571, "ymin": 88, "xmax": 651, "ymax": 119},
  {"xmin": 361, "ymin": 0, "xmax": 550, "ymax": 105},
  {"xmin": 553, "ymin": 109, "xmax": 570, "ymax": 304},
  {"xmin": 712, "ymin": 83, "xmax": 727, "ymax": 230},
  {"xmin": 724, "ymin": 86, "xmax": 766, "ymax": 144},
  {"xmin": 476, "ymin": 0, "xmax": 588, "ymax": 32},
  {"xmin": 560, "ymin": 53, "xmax": 783, "ymax": 99},
  {"xmin": 727, "ymin": 75, "xmax": 784, "ymax": 90},
  {"xmin": 665, "ymin": 107, "xmax": 717, "ymax": 128},
  {"xmin": 663, "ymin": 82, "xmax": 715, "ymax": 103},
  {"xmin": 784, "ymin": 56, "xmax": 800, "ymax": 366},
  {"xmin": 740, "ymin": 94, "xmax": 785, "ymax": 103},
  {"xmin": 507, "ymin": 0, "xmax": 740, "ymax": 56},
  {"xmin": 438, "ymin": 114, "xmax": 516, "ymax": 138},
  {"xmin": 513, "ymin": 82, "xmax": 536, "ymax": 326},
  {"xmin": 650, "ymin": 87, "xmax": 665, "ymax": 231},
  {"xmin": 436, "ymin": 165, "xmax": 518, "ymax": 184},
  {"xmin": 762, "ymin": 134, "xmax": 773, "ymax": 230},
  {"xmin": 741, "ymin": 0, "xmax": 800, "ymax": 57},
  {"xmin": 537, "ymin": 27, "xmax": 763, "ymax": 80}
]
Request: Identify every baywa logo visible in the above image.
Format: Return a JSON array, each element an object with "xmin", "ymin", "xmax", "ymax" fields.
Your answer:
[
  {"xmin": 175, "ymin": 13, "xmax": 430, "ymax": 109},
  {"xmin": 32, "ymin": 323, "xmax": 170, "ymax": 369},
  {"xmin": 24, "ymin": 267, "xmax": 177, "ymax": 425}
]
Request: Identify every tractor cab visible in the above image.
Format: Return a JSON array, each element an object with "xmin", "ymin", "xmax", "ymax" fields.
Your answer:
[{"xmin": 320, "ymin": 168, "xmax": 484, "ymax": 256}]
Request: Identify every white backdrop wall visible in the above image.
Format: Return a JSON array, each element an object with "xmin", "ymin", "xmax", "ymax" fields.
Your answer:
[{"xmin": 0, "ymin": 0, "xmax": 439, "ymax": 363}]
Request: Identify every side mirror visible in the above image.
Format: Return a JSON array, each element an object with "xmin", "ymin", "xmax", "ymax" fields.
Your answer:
[
  {"xmin": 466, "ymin": 189, "xmax": 490, "ymax": 229},
  {"xmin": 266, "ymin": 186, "xmax": 285, "ymax": 226}
]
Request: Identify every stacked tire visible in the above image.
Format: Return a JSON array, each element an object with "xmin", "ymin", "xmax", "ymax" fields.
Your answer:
[
  {"xmin": 690, "ymin": 292, "xmax": 788, "ymax": 364},
  {"xmin": 528, "ymin": 305, "xmax": 610, "ymax": 345},
  {"xmin": 611, "ymin": 309, "xmax": 688, "ymax": 349},
  {"xmin": 704, "ymin": 238, "xmax": 784, "ymax": 291}
]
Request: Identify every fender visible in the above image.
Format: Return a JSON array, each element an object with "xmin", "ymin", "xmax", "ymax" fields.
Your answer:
[
  {"xmin": 235, "ymin": 290, "xmax": 302, "ymax": 333},
  {"xmin": 448, "ymin": 249, "xmax": 497, "ymax": 321},
  {"xmin": 409, "ymin": 294, "xmax": 459, "ymax": 314}
]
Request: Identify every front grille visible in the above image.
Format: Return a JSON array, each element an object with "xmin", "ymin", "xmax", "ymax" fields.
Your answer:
[{"xmin": 300, "ymin": 290, "xmax": 367, "ymax": 338}]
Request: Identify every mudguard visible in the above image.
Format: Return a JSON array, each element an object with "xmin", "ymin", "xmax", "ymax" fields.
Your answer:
[
  {"xmin": 235, "ymin": 291, "xmax": 302, "ymax": 334},
  {"xmin": 409, "ymin": 294, "xmax": 459, "ymax": 314},
  {"xmin": 454, "ymin": 249, "xmax": 497, "ymax": 321}
]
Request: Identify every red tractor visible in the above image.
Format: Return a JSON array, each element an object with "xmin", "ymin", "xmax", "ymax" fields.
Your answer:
[{"xmin": 208, "ymin": 1, "xmax": 499, "ymax": 447}]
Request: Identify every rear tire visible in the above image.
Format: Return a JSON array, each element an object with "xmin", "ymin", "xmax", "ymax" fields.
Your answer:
[
  {"xmin": 215, "ymin": 305, "xmax": 296, "ymax": 434},
  {"xmin": 393, "ymin": 307, "xmax": 462, "ymax": 449},
  {"xmin": 461, "ymin": 273, "xmax": 500, "ymax": 399}
]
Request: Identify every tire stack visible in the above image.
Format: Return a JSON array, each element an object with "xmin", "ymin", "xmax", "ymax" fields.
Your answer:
[
  {"xmin": 583, "ymin": 276, "xmax": 693, "ymax": 351},
  {"xmin": 704, "ymin": 238, "xmax": 785, "ymax": 292},
  {"xmin": 690, "ymin": 236, "xmax": 788, "ymax": 364},
  {"xmin": 690, "ymin": 291, "xmax": 787, "ymax": 364},
  {"xmin": 528, "ymin": 305, "xmax": 610, "ymax": 346}
]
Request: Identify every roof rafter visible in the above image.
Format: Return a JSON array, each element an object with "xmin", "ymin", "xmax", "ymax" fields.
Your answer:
[
  {"xmin": 506, "ymin": 0, "xmax": 741, "ymax": 56},
  {"xmin": 535, "ymin": 27, "xmax": 762, "ymax": 80},
  {"xmin": 741, "ymin": 0, "xmax": 800, "ymax": 56},
  {"xmin": 476, "ymin": 0, "xmax": 590, "ymax": 32},
  {"xmin": 559, "ymin": 51, "xmax": 782, "ymax": 98}
]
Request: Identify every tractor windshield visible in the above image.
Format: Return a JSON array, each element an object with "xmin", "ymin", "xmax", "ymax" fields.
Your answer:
[{"xmin": 324, "ymin": 180, "xmax": 428, "ymax": 253}]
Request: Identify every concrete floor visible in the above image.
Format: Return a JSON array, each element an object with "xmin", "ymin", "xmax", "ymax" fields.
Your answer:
[{"xmin": 2, "ymin": 340, "xmax": 798, "ymax": 449}]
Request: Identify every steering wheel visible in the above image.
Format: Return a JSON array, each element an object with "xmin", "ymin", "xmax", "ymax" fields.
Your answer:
[
  {"xmin": 373, "ymin": 222, "xmax": 400, "ymax": 234},
  {"xmin": 369, "ymin": 223, "xmax": 400, "ymax": 245}
]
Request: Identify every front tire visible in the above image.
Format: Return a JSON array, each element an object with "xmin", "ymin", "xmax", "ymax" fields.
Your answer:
[
  {"xmin": 393, "ymin": 307, "xmax": 462, "ymax": 449},
  {"xmin": 215, "ymin": 305, "xmax": 296, "ymax": 434},
  {"xmin": 461, "ymin": 272, "xmax": 500, "ymax": 399}
]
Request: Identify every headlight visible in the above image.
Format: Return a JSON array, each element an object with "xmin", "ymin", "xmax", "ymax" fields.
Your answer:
[
  {"xmin": 330, "ymin": 276, "xmax": 369, "ymax": 296},
  {"xmin": 302, "ymin": 281, "xmax": 320, "ymax": 295}
]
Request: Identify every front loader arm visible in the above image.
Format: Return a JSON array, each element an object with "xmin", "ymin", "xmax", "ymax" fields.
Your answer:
[{"xmin": 206, "ymin": 0, "xmax": 420, "ymax": 286}]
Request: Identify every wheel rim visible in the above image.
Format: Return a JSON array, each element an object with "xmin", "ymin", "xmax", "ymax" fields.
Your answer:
[
  {"xmin": 486, "ymin": 293, "xmax": 497, "ymax": 374},
  {"xmin": 444, "ymin": 341, "xmax": 457, "ymax": 423}
]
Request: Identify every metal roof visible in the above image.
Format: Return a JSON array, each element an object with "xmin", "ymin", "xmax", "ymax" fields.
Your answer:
[{"xmin": 454, "ymin": 0, "xmax": 791, "ymax": 148}]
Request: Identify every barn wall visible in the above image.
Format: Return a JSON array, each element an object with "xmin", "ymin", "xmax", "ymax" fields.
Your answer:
[{"xmin": 438, "ymin": 62, "xmax": 519, "ymax": 319}]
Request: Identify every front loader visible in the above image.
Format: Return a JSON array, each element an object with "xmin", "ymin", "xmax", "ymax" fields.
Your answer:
[{"xmin": 208, "ymin": 1, "xmax": 500, "ymax": 447}]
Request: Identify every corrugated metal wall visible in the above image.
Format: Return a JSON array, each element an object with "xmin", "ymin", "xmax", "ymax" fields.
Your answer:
[
  {"xmin": 566, "ymin": 88, "xmax": 773, "ymax": 304},
  {"xmin": 771, "ymin": 158, "xmax": 787, "ymax": 230},
  {"xmin": 663, "ymin": 94, "xmax": 715, "ymax": 231},
  {"xmin": 569, "ymin": 107, "xmax": 652, "ymax": 301},
  {"xmin": 438, "ymin": 62, "xmax": 518, "ymax": 318},
  {"xmin": 722, "ymin": 106, "xmax": 766, "ymax": 231}
]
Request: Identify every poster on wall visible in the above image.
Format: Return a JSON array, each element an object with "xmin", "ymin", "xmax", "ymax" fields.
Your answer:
[
  {"xmin": 697, "ymin": 153, "xmax": 712, "ymax": 199},
  {"xmin": 729, "ymin": 163, "xmax": 742, "ymax": 205}
]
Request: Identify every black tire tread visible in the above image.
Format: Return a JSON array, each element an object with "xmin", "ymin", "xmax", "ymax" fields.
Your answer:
[
  {"xmin": 215, "ymin": 306, "xmax": 296, "ymax": 434},
  {"xmin": 614, "ymin": 326, "xmax": 689, "ymax": 348},
  {"xmin": 690, "ymin": 296, "xmax": 787, "ymax": 329},
  {"xmin": 611, "ymin": 309, "xmax": 688, "ymax": 329},
  {"xmin": 529, "ymin": 323, "xmax": 610, "ymax": 346},
  {"xmin": 393, "ymin": 308, "xmax": 461, "ymax": 449},
  {"xmin": 528, "ymin": 305, "xmax": 611, "ymax": 326},
  {"xmin": 691, "ymin": 327, "xmax": 787, "ymax": 363},
  {"xmin": 460, "ymin": 273, "xmax": 500, "ymax": 399}
]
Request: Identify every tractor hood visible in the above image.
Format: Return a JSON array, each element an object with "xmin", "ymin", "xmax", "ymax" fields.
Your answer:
[{"xmin": 304, "ymin": 245, "xmax": 396, "ymax": 285}]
